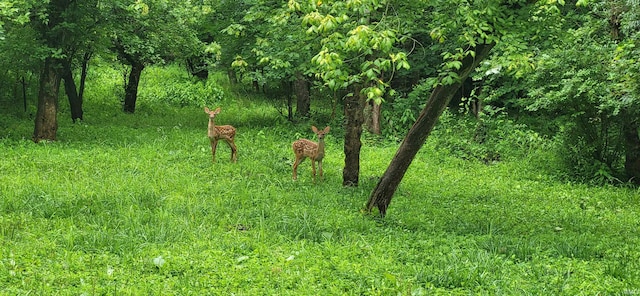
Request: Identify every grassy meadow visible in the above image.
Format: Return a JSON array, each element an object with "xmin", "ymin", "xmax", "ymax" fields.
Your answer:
[{"xmin": 1, "ymin": 67, "xmax": 640, "ymax": 295}]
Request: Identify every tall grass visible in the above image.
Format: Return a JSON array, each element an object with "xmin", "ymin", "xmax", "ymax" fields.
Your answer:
[{"xmin": 1, "ymin": 65, "xmax": 639, "ymax": 294}]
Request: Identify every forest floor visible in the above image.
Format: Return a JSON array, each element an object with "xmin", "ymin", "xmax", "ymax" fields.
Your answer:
[{"xmin": 1, "ymin": 77, "xmax": 639, "ymax": 295}]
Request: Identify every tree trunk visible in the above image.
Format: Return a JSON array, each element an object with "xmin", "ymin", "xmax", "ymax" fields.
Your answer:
[
  {"xmin": 22, "ymin": 76, "xmax": 27, "ymax": 112},
  {"xmin": 62, "ymin": 59, "xmax": 83, "ymax": 122},
  {"xmin": 623, "ymin": 116, "xmax": 640, "ymax": 184},
  {"xmin": 33, "ymin": 58, "xmax": 62, "ymax": 142},
  {"xmin": 287, "ymin": 94, "xmax": 293, "ymax": 121},
  {"xmin": 364, "ymin": 99, "xmax": 381, "ymax": 134},
  {"xmin": 343, "ymin": 85, "xmax": 366, "ymax": 187},
  {"xmin": 366, "ymin": 42, "xmax": 495, "ymax": 216},
  {"xmin": 294, "ymin": 72, "xmax": 310, "ymax": 118},
  {"xmin": 228, "ymin": 69, "xmax": 238, "ymax": 84},
  {"xmin": 123, "ymin": 61, "xmax": 145, "ymax": 113},
  {"xmin": 78, "ymin": 52, "xmax": 91, "ymax": 105}
]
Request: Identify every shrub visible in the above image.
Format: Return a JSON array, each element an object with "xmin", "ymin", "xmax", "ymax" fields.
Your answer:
[
  {"xmin": 553, "ymin": 121, "xmax": 625, "ymax": 185},
  {"xmin": 431, "ymin": 108, "xmax": 549, "ymax": 164},
  {"xmin": 138, "ymin": 65, "xmax": 225, "ymax": 108}
]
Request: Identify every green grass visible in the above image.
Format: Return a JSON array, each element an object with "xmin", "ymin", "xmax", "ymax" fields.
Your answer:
[{"xmin": 1, "ymin": 70, "xmax": 640, "ymax": 294}]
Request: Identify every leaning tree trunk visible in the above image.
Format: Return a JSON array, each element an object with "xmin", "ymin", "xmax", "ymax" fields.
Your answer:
[
  {"xmin": 123, "ymin": 61, "xmax": 145, "ymax": 113},
  {"xmin": 62, "ymin": 59, "xmax": 83, "ymax": 122},
  {"xmin": 33, "ymin": 58, "xmax": 62, "ymax": 142},
  {"xmin": 294, "ymin": 72, "xmax": 310, "ymax": 118},
  {"xmin": 367, "ymin": 42, "xmax": 495, "ymax": 216},
  {"xmin": 343, "ymin": 85, "xmax": 366, "ymax": 187}
]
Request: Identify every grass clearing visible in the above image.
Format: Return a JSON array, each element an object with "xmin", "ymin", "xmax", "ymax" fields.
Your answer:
[{"xmin": 2, "ymin": 72, "xmax": 640, "ymax": 294}]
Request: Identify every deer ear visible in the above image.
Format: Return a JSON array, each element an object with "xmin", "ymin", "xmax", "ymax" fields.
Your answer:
[
  {"xmin": 214, "ymin": 107, "xmax": 221, "ymax": 114},
  {"xmin": 324, "ymin": 126, "xmax": 330, "ymax": 133},
  {"xmin": 204, "ymin": 107, "xmax": 210, "ymax": 113},
  {"xmin": 311, "ymin": 126, "xmax": 319, "ymax": 133}
]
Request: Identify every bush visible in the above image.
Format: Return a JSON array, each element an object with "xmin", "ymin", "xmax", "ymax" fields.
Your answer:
[
  {"xmin": 553, "ymin": 121, "xmax": 626, "ymax": 185},
  {"xmin": 431, "ymin": 108, "xmax": 549, "ymax": 164},
  {"xmin": 381, "ymin": 80, "xmax": 433, "ymax": 140},
  {"xmin": 139, "ymin": 65, "xmax": 225, "ymax": 108}
]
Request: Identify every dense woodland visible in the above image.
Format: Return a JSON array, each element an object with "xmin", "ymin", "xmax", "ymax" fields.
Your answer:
[{"xmin": 1, "ymin": 0, "xmax": 640, "ymax": 293}]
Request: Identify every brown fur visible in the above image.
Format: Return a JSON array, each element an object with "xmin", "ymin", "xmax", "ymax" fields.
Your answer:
[
  {"xmin": 292, "ymin": 126, "xmax": 330, "ymax": 182},
  {"xmin": 205, "ymin": 107, "xmax": 237, "ymax": 162}
]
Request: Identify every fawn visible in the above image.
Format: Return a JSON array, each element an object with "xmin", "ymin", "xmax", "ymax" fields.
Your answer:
[
  {"xmin": 204, "ymin": 107, "xmax": 237, "ymax": 162},
  {"xmin": 292, "ymin": 126, "xmax": 330, "ymax": 182}
]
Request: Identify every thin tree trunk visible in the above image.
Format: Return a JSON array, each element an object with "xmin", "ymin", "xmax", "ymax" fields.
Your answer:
[
  {"xmin": 13, "ymin": 72, "xmax": 18, "ymax": 106},
  {"xmin": 22, "ymin": 76, "xmax": 27, "ymax": 112},
  {"xmin": 228, "ymin": 69, "xmax": 238, "ymax": 84},
  {"xmin": 366, "ymin": 42, "xmax": 495, "ymax": 216},
  {"xmin": 62, "ymin": 59, "xmax": 83, "ymax": 122},
  {"xmin": 78, "ymin": 52, "xmax": 91, "ymax": 104},
  {"xmin": 33, "ymin": 58, "xmax": 62, "ymax": 142},
  {"xmin": 343, "ymin": 85, "xmax": 366, "ymax": 186},
  {"xmin": 294, "ymin": 72, "xmax": 310, "ymax": 118},
  {"xmin": 123, "ymin": 61, "xmax": 145, "ymax": 113}
]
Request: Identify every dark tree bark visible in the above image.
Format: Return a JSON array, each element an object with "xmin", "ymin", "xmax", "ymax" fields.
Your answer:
[
  {"xmin": 61, "ymin": 59, "xmax": 83, "ymax": 122},
  {"xmin": 123, "ymin": 61, "xmax": 145, "ymax": 113},
  {"xmin": 21, "ymin": 76, "xmax": 27, "ymax": 112},
  {"xmin": 187, "ymin": 58, "xmax": 209, "ymax": 80},
  {"xmin": 280, "ymin": 80, "xmax": 294, "ymax": 121},
  {"xmin": 78, "ymin": 52, "xmax": 91, "ymax": 106},
  {"xmin": 623, "ymin": 116, "xmax": 640, "ymax": 184},
  {"xmin": 287, "ymin": 94, "xmax": 294, "ymax": 121},
  {"xmin": 366, "ymin": 42, "xmax": 495, "ymax": 216},
  {"xmin": 293, "ymin": 72, "xmax": 310, "ymax": 118},
  {"xmin": 33, "ymin": 58, "xmax": 62, "ymax": 142},
  {"xmin": 343, "ymin": 85, "xmax": 366, "ymax": 186}
]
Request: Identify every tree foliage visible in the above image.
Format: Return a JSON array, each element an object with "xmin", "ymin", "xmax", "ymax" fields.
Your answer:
[
  {"xmin": 367, "ymin": 0, "xmax": 568, "ymax": 215},
  {"xmin": 503, "ymin": 0, "xmax": 640, "ymax": 183},
  {"xmin": 106, "ymin": 0, "xmax": 208, "ymax": 113}
]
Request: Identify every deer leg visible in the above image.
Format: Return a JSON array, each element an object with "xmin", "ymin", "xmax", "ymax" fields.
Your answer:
[
  {"xmin": 311, "ymin": 159, "xmax": 317, "ymax": 183},
  {"xmin": 292, "ymin": 157, "xmax": 304, "ymax": 180},
  {"xmin": 318, "ymin": 160, "xmax": 323, "ymax": 179},
  {"xmin": 226, "ymin": 139, "xmax": 238, "ymax": 162},
  {"xmin": 211, "ymin": 139, "xmax": 218, "ymax": 161}
]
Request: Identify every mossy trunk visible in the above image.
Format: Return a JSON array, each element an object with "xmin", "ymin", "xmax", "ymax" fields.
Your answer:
[
  {"xmin": 343, "ymin": 85, "xmax": 366, "ymax": 187},
  {"xmin": 33, "ymin": 58, "xmax": 62, "ymax": 142},
  {"xmin": 294, "ymin": 72, "xmax": 310, "ymax": 119},
  {"xmin": 364, "ymin": 99, "xmax": 381, "ymax": 134}
]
